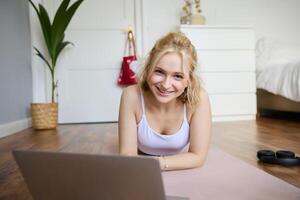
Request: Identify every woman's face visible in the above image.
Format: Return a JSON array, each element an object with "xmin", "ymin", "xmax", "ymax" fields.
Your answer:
[{"xmin": 147, "ymin": 52, "xmax": 189, "ymax": 104}]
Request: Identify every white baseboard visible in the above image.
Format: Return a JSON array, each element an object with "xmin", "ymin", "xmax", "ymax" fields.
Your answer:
[
  {"xmin": 0, "ymin": 118, "xmax": 32, "ymax": 139},
  {"xmin": 212, "ymin": 115, "xmax": 256, "ymax": 122}
]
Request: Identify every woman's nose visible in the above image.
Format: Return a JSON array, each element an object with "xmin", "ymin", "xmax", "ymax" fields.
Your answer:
[{"xmin": 161, "ymin": 77, "xmax": 172, "ymax": 89}]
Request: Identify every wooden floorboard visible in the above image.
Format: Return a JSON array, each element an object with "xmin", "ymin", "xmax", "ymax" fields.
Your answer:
[
  {"xmin": 0, "ymin": 117, "xmax": 299, "ymax": 199},
  {"xmin": 212, "ymin": 117, "xmax": 300, "ymax": 188}
]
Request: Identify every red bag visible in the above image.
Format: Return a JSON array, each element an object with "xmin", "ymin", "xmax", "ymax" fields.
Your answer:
[{"xmin": 117, "ymin": 30, "xmax": 138, "ymax": 86}]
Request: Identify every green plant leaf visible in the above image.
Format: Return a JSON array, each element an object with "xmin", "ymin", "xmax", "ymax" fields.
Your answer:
[
  {"xmin": 52, "ymin": 34, "xmax": 71, "ymax": 66},
  {"xmin": 28, "ymin": 0, "xmax": 39, "ymax": 16},
  {"xmin": 38, "ymin": 4, "xmax": 52, "ymax": 59},
  {"xmin": 28, "ymin": 1, "xmax": 53, "ymax": 62},
  {"xmin": 52, "ymin": 33, "xmax": 65, "ymax": 66},
  {"xmin": 52, "ymin": 0, "xmax": 71, "ymax": 30},
  {"xmin": 53, "ymin": 41, "xmax": 73, "ymax": 70},
  {"xmin": 34, "ymin": 47, "xmax": 53, "ymax": 72},
  {"xmin": 51, "ymin": 0, "xmax": 83, "ymax": 62}
]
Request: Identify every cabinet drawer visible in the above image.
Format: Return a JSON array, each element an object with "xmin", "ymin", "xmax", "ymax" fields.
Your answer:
[
  {"xmin": 209, "ymin": 94, "xmax": 257, "ymax": 116},
  {"xmin": 200, "ymin": 72, "xmax": 256, "ymax": 94},
  {"xmin": 197, "ymin": 50, "xmax": 255, "ymax": 72},
  {"xmin": 181, "ymin": 26, "xmax": 254, "ymax": 50}
]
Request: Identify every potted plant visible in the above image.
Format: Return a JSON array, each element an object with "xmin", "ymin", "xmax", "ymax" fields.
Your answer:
[{"xmin": 29, "ymin": 0, "xmax": 83, "ymax": 129}]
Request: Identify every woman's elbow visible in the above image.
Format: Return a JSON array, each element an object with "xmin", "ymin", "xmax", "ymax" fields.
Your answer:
[{"xmin": 193, "ymin": 154, "xmax": 207, "ymax": 168}]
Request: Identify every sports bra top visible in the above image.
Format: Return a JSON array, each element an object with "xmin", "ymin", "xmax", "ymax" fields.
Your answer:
[{"xmin": 137, "ymin": 93, "xmax": 190, "ymax": 156}]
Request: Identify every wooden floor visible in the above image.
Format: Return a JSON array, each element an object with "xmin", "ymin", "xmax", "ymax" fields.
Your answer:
[{"xmin": 0, "ymin": 117, "xmax": 299, "ymax": 199}]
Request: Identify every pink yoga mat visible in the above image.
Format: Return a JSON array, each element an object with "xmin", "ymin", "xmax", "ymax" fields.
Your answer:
[
  {"xmin": 100, "ymin": 134, "xmax": 300, "ymax": 199},
  {"xmin": 162, "ymin": 148, "xmax": 300, "ymax": 200}
]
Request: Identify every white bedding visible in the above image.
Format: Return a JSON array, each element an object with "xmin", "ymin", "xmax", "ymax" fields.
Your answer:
[
  {"xmin": 256, "ymin": 37, "xmax": 300, "ymax": 102},
  {"xmin": 256, "ymin": 59, "xmax": 300, "ymax": 102}
]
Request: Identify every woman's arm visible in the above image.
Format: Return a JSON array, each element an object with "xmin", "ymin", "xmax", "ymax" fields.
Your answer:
[
  {"xmin": 118, "ymin": 86, "xmax": 139, "ymax": 156},
  {"xmin": 158, "ymin": 89, "xmax": 212, "ymax": 170}
]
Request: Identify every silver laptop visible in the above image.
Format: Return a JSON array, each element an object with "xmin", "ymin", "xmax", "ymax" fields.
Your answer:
[{"xmin": 13, "ymin": 150, "xmax": 189, "ymax": 200}]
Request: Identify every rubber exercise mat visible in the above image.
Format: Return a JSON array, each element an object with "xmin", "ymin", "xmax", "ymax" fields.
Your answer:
[{"xmin": 162, "ymin": 148, "xmax": 300, "ymax": 200}]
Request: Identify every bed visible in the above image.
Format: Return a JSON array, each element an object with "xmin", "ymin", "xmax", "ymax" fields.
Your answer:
[{"xmin": 255, "ymin": 38, "xmax": 300, "ymax": 114}]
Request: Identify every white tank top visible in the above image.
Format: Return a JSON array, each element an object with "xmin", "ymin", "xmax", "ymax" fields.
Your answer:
[{"xmin": 137, "ymin": 93, "xmax": 190, "ymax": 156}]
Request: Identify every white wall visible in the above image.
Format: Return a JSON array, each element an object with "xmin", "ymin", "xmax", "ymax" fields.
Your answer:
[
  {"xmin": 142, "ymin": 0, "xmax": 300, "ymax": 56},
  {"xmin": 141, "ymin": 0, "xmax": 182, "ymax": 55},
  {"xmin": 254, "ymin": 0, "xmax": 300, "ymax": 43},
  {"xmin": 204, "ymin": 0, "xmax": 300, "ymax": 44}
]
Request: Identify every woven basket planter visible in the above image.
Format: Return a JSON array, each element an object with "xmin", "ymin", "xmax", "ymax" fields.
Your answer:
[{"xmin": 31, "ymin": 103, "xmax": 58, "ymax": 130}]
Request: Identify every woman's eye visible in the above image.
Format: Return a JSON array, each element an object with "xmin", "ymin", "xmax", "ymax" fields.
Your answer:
[
  {"xmin": 174, "ymin": 74, "xmax": 184, "ymax": 80},
  {"xmin": 154, "ymin": 69, "xmax": 164, "ymax": 74}
]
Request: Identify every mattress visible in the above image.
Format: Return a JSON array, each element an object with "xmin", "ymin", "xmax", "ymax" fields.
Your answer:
[
  {"xmin": 256, "ymin": 37, "xmax": 300, "ymax": 102},
  {"xmin": 256, "ymin": 59, "xmax": 300, "ymax": 102}
]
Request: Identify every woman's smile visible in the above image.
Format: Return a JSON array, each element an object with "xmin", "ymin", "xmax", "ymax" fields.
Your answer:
[{"xmin": 155, "ymin": 86, "xmax": 174, "ymax": 96}]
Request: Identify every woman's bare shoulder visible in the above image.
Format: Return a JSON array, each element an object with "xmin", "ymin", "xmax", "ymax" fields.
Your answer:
[
  {"xmin": 121, "ymin": 85, "xmax": 141, "ymax": 107},
  {"xmin": 122, "ymin": 85, "xmax": 140, "ymax": 98},
  {"xmin": 120, "ymin": 85, "xmax": 142, "ymax": 119},
  {"xmin": 199, "ymin": 88, "xmax": 209, "ymax": 103},
  {"xmin": 186, "ymin": 88, "xmax": 210, "ymax": 121}
]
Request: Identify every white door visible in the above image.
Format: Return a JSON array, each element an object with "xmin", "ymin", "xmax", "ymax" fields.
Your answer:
[{"xmin": 53, "ymin": 0, "xmax": 137, "ymax": 123}]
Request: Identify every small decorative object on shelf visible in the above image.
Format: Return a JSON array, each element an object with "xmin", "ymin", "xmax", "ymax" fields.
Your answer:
[
  {"xmin": 181, "ymin": 0, "xmax": 192, "ymax": 24},
  {"xmin": 191, "ymin": 0, "xmax": 206, "ymax": 25},
  {"xmin": 181, "ymin": 0, "xmax": 206, "ymax": 25}
]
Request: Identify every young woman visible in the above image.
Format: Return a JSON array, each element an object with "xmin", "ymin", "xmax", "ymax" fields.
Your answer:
[{"xmin": 118, "ymin": 32, "xmax": 211, "ymax": 171}]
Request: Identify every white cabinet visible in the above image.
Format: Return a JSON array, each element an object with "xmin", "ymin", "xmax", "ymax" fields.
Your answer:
[{"xmin": 180, "ymin": 25, "xmax": 256, "ymax": 121}]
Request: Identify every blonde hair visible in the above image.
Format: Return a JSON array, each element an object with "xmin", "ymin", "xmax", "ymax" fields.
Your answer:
[{"xmin": 139, "ymin": 32, "xmax": 201, "ymax": 110}]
